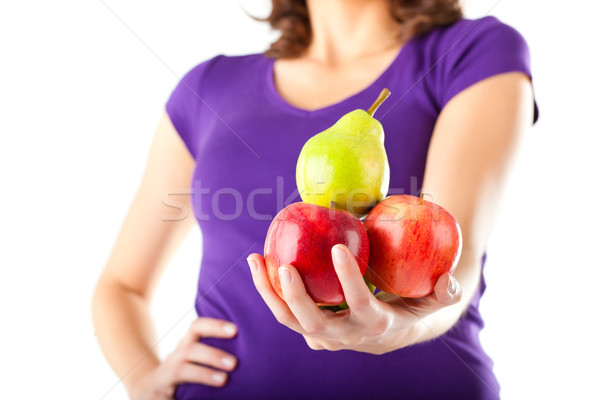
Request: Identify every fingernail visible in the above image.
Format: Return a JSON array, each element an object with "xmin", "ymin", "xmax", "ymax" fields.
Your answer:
[
  {"xmin": 223, "ymin": 323, "xmax": 237, "ymax": 335},
  {"xmin": 247, "ymin": 257, "xmax": 256, "ymax": 273},
  {"xmin": 448, "ymin": 275, "xmax": 457, "ymax": 295},
  {"xmin": 332, "ymin": 245, "xmax": 346, "ymax": 264},
  {"xmin": 279, "ymin": 267, "xmax": 292, "ymax": 285},
  {"xmin": 212, "ymin": 373, "xmax": 227, "ymax": 384},
  {"xmin": 221, "ymin": 356, "xmax": 236, "ymax": 369}
]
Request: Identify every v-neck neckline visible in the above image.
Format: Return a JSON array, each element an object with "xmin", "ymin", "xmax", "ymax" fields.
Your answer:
[{"xmin": 263, "ymin": 39, "xmax": 415, "ymax": 117}]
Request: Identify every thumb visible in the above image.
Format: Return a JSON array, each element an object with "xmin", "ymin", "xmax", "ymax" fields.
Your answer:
[
  {"xmin": 431, "ymin": 273, "xmax": 463, "ymax": 307},
  {"xmin": 383, "ymin": 273, "xmax": 463, "ymax": 319},
  {"xmin": 403, "ymin": 273, "xmax": 463, "ymax": 319}
]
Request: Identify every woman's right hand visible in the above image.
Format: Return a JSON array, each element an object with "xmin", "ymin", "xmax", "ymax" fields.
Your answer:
[{"xmin": 129, "ymin": 318, "xmax": 239, "ymax": 400}]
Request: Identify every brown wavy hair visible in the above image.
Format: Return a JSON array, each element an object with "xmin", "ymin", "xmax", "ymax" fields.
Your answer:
[{"xmin": 260, "ymin": 0, "xmax": 462, "ymax": 58}]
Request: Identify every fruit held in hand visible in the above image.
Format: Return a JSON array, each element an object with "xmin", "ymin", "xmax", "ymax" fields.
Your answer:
[
  {"xmin": 363, "ymin": 194, "xmax": 462, "ymax": 298},
  {"xmin": 296, "ymin": 89, "xmax": 391, "ymax": 217},
  {"xmin": 264, "ymin": 202, "xmax": 369, "ymax": 306}
]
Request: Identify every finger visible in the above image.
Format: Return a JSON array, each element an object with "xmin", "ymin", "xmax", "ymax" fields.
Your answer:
[
  {"xmin": 247, "ymin": 253, "xmax": 303, "ymax": 331},
  {"xmin": 432, "ymin": 273, "xmax": 463, "ymax": 306},
  {"xmin": 183, "ymin": 342, "xmax": 238, "ymax": 372},
  {"xmin": 331, "ymin": 244, "xmax": 376, "ymax": 316},
  {"xmin": 171, "ymin": 362, "xmax": 229, "ymax": 388},
  {"xmin": 279, "ymin": 265, "xmax": 328, "ymax": 335},
  {"xmin": 403, "ymin": 273, "xmax": 463, "ymax": 319},
  {"xmin": 304, "ymin": 336, "xmax": 324, "ymax": 350},
  {"xmin": 179, "ymin": 318, "xmax": 237, "ymax": 349}
]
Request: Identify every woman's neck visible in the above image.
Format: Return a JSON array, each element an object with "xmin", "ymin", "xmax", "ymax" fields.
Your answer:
[{"xmin": 305, "ymin": 0, "xmax": 402, "ymax": 65}]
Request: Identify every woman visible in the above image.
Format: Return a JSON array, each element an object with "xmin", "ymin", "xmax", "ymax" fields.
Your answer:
[{"xmin": 92, "ymin": 0, "xmax": 537, "ymax": 398}]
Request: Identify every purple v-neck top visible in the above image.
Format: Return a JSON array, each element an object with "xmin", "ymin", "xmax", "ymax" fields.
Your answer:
[{"xmin": 165, "ymin": 16, "xmax": 537, "ymax": 400}]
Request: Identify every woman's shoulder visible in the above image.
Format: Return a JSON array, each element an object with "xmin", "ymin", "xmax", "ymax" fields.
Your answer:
[
  {"xmin": 435, "ymin": 16, "xmax": 525, "ymax": 41},
  {"xmin": 181, "ymin": 53, "xmax": 267, "ymax": 83},
  {"xmin": 409, "ymin": 16, "xmax": 535, "ymax": 117},
  {"xmin": 417, "ymin": 15, "xmax": 530, "ymax": 57}
]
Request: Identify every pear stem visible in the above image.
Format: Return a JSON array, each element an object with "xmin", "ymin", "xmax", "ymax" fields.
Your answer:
[{"xmin": 366, "ymin": 88, "xmax": 391, "ymax": 117}]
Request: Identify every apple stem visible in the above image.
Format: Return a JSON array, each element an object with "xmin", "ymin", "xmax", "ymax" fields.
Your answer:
[
  {"xmin": 419, "ymin": 193, "xmax": 424, "ymax": 205},
  {"xmin": 329, "ymin": 201, "xmax": 337, "ymax": 209},
  {"xmin": 366, "ymin": 88, "xmax": 391, "ymax": 117}
]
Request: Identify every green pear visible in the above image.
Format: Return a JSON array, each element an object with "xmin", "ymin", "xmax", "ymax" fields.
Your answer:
[{"xmin": 296, "ymin": 89, "xmax": 391, "ymax": 217}]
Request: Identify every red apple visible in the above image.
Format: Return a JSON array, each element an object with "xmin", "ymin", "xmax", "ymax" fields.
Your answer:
[
  {"xmin": 264, "ymin": 202, "xmax": 369, "ymax": 306},
  {"xmin": 363, "ymin": 194, "xmax": 462, "ymax": 298}
]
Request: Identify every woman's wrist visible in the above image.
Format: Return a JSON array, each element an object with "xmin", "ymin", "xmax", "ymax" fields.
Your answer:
[
  {"xmin": 387, "ymin": 320, "xmax": 428, "ymax": 352},
  {"xmin": 124, "ymin": 360, "xmax": 160, "ymax": 397}
]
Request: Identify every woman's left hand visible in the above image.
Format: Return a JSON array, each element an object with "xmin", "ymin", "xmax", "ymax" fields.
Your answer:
[{"xmin": 247, "ymin": 244, "xmax": 463, "ymax": 355}]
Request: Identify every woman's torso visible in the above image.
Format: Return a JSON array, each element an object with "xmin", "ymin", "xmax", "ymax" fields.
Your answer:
[{"xmin": 166, "ymin": 16, "xmax": 534, "ymax": 399}]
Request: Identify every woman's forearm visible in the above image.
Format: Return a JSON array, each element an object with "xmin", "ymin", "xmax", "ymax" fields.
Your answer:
[{"xmin": 92, "ymin": 279, "xmax": 160, "ymax": 393}]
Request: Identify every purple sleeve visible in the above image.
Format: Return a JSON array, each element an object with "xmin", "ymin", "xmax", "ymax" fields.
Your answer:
[
  {"xmin": 165, "ymin": 58, "xmax": 217, "ymax": 159},
  {"xmin": 440, "ymin": 17, "xmax": 539, "ymax": 123}
]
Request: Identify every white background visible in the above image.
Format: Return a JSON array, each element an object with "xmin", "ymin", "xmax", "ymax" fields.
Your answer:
[{"xmin": 0, "ymin": 0, "xmax": 598, "ymax": 399}]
